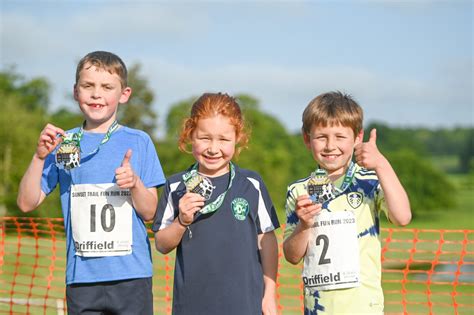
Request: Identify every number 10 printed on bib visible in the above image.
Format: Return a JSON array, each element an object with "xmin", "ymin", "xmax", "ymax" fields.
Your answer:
[{"xmin": 71, "ymin": 183, "xmax": 133, "ymax": 257}]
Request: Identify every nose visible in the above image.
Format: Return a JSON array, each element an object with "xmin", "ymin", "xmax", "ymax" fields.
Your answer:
[
  {"xmin": 207, "ymin": 141, "xmax": 219, "ymax": 155},
  {"xmin": 325, "ymin": 137, "xmax": 336, "ymax": 151},
  {"xmin": 91, "ymin": 87, "xmax": 101, "ymax": 99}
]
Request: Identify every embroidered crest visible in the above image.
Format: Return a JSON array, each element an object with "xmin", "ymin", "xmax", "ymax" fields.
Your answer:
[
  {"xmin": 347, "ymin": 192, "xmax": 363, "ymax": 209},
  {"xmin": 231, "ymin": 198, "xmax": 249, "ymax": 221}
]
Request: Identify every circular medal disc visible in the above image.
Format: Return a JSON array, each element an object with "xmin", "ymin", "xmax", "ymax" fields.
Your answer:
[
  {"xmin": 55, "ymin": 143, "xmax": 81, "ymax": 170},
  {"xmin": 184, "ymin": 172, "xmax": 215, "ymax": 200},
  {"xmin": 307, "ymin": 171, "xmax": 334, "ymax": 204}
]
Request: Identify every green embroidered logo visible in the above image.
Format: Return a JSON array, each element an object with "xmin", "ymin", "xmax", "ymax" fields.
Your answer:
[
  {"xmin": 347, "ymin": 192, "xmax": 363, "ymax": 209},
  {"xmin": 231, "ymin": 198, "xmax": 249, "ymax": 220}
]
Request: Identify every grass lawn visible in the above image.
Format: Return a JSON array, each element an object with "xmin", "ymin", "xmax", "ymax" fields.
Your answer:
[{"xmin": 1, "ymin": 174, "xmax": 472, "ymax": 314}]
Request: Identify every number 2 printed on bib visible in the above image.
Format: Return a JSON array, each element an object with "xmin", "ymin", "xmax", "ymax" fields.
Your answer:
[
  {"xmin": 71, "ymin": 183, "xmax": 133, "ymax": 257},
  {"xmin": 303, "ymin": 210, "xmax": 360, "ymax": 291}
]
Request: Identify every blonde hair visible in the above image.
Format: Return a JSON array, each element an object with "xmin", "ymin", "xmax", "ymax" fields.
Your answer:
[
  {"xmin": 178, "ymin": 93, "xmax": 250, "ymax": 157},
  {"xmin": 302, "ymin": 91, "xmax": 363, "ymax": 137},
  {"xmin": 76, "ymin": 51, "xmax": 128, "ymax": 88}
]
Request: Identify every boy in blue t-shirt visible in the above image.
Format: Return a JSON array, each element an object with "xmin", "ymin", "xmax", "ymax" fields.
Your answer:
[{"xmin": 17, "ymin": 51, "xmax": 165, "ymax": 314}]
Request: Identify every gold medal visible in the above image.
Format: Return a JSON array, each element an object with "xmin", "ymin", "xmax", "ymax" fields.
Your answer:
[
  {"xmin": 307, "ymin": 169, "xmax": 335, "ymax": 204},
  {"xmin": 55, "ymin": 134, "xmax": 81, "ymax": 170},
  {"xmin": 183, "ymin": 171, "xmax": 215, "ymax": 200}
]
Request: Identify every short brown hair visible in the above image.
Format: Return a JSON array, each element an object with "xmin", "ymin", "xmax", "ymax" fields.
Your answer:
[
  {"xmin": 178, "ymin": 93, "xmax": 250, "ymax": 157},
  {"xmin": 302, "ymin": 91, "xmax": 363, "ymax": 137},
  {"xmin": 75, "ymin": 51, "xmax": 128, "ymax": 88}
]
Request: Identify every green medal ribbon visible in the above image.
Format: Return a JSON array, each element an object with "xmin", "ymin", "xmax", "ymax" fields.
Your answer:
[
  {"xmin": 334, "ymin": 161, "xmax": 356, "ymax": 194},
  {"xmin": 56, "ymin": 120, "xmax": 119, "ymax": 171},
  {"xmin": 75, "ymin": 120, "xmax": 119, "ymax": 157}
]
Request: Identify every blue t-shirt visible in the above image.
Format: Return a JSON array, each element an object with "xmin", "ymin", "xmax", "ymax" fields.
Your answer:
[
  {"xmin": 41, "ymin": 126, "xmax": 165, "ymax": 284},
  {"xmin": 153, "ymin": 164, "xmax": 280, "ymax": 315}
]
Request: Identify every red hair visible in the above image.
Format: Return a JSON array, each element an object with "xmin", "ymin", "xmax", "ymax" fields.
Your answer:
[{"xmin": 178, "ymin": 93, "xmax": 249, "ymax": 157}]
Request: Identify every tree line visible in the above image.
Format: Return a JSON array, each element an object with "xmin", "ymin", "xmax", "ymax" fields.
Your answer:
[{"xmin": 1, "ymin": 66, "xmax": 472, "ymax": 220}]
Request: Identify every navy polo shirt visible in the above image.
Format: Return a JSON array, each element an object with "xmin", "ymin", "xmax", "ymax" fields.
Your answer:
[{"xmin": 153, "ymin": 164, "xmax": 280, "ymax": 315}]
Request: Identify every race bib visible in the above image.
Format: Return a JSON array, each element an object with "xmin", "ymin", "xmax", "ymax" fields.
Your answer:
[
  {"xmin": 70, "ymin": 183, "xmax": 133, "ymax": 257},
  {"xmin": 303, "ymin": 210, "xmax": 360, "ymax": 291}
]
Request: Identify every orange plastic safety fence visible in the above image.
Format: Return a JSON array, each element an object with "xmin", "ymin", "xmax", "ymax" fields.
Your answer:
[{"xmin": 1, "ymin": 218, "xmax": 473, "ymax": 315}]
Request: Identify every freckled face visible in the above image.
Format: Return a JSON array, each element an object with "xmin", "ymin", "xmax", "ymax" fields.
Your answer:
[
  {"xmin": 74, "ymin": 64, "xmax": 131, "ymax": 131},
  {"xmin": 304, "ymin": 124, "xmax": 362, "ymax": 177},
  {"xmin": 191, "ymin": 115, "xmax": 237, "ymax": 177}
]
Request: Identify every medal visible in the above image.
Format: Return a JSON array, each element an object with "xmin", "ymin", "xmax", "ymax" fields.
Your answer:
[
  {"xmin": 55, "ymin": 120, "xmax": 120, "ymax": 171},
  {"xmin": 307, "ymin": 169, "xmax": 336, "ymax": 204},
  {"xmin": 183, "ymin": 170, "xmax": 215, "ymax": 200},
  {"xmin": 56, "ymin": 133, "xmax": 81, "ymax": 170}
]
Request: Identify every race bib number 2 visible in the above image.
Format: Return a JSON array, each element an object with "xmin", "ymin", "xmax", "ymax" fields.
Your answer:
[
  {"xmin": 71, "ymin": 183, "xmax": 133, "ymax": 257},
  {"xmin": 303, "ymin": 210, "xmax": 360, "ymax": 291}
]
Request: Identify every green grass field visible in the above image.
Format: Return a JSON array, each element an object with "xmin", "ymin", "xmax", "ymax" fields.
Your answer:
[{"xmin": 1, "ymin": 174, "xmax": 472, "ymax": 314}]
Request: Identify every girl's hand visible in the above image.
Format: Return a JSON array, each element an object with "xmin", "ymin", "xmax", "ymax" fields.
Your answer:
[
  {"xmin": 36, "ymin": 124, "xmax": 65, "ymax": 160},
  {"xmin": 178, "ymin": 192, "xmax": 205, "ymax": 225},
  {"xmin": 261, "ymin": 293, "xmax": 278, "ymax": 315},
  {"xmin": 295, "ymin": 195, "xmax": 322, "ymax": 229}
]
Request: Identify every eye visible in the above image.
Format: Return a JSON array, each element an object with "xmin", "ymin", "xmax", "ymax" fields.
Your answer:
[{"xmin": 104, "ymin": 85, "xmax": 114, "ymax": 90}]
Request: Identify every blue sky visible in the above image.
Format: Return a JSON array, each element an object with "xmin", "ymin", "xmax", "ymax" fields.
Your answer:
[{"xmin": 1, "ymin": 0, "xmax": 472, "ymax": 136}]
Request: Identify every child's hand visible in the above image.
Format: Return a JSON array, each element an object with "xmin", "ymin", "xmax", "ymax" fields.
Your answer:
[
  {"xmin": 354, "ymin": 128, "xmax": 383, "ymax": 170},
  {"xmin": 295, "ymin": 195, "xmax": 322, "ymax": 229},
  {"xmin": 178, "ymin": 192, "xmax": 205, "ymax": 226},
  {"xmin": 115, "ymin": 149, "xmax": 138, "ymax": 189},
  {"xmin": 261, "ymin": 293, "xmax": 278, "ymax": 315},
  {"xmin": 36, "ymin": 124, "xmax": 65, "ymax": 160}
]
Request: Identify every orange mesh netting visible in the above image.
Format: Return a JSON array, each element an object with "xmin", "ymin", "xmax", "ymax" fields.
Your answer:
[{"xmin": 1, "ymin": 217, "xmax": 472, "ymax": 314}]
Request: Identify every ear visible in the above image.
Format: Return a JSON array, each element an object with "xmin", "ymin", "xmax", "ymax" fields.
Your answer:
[
  {"xmin": 303, "ymin": 132, "xmax": 312, "ymax": 150},
  {"xmin": 119, "ymin": 87, "xmax": 132, "ymax": 104},
  {"xmin": 355, "ymin": 129, "xmax": 364, "ymax": 145},
  {"xmin": 73, "ymin": 84, "xmax": 79, "ymax": 101}
]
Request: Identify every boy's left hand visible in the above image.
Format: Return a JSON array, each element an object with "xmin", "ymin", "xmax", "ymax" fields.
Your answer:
[
  {"xmin": 115, "ymin": 149, "xmax": 138, "ymax": 189},
  {"xmin": 354, "ymin": 128, "xmax": 383, "ymax": 170}
]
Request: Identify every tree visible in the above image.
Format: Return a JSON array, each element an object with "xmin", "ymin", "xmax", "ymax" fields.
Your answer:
[{"xmin": 117, "ymin": 63, "xmax": 158, "ymax": 138}]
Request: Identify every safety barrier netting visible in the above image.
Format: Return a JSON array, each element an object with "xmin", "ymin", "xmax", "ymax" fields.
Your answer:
[{"xmin": 1, "ymin": 217, "xmax": 472, "ymax": 314}]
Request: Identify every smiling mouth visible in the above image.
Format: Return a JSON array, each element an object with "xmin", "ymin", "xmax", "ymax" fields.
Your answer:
[
  {"xmin": 204, "ymin": 156, "xmax": 221, "ymax": 161},
  {"xmin": 88, "ymin": 104, "xmax": 105, "ymax": 109}
]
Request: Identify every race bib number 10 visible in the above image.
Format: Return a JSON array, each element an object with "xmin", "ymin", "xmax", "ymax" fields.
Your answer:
[
  {"xmin": 71, "ymin": 183, "xmax": 133, "ymax": 257},
  {"xmin": 303, "ymin": 210, "xmax": 360, "ymax": 291}
]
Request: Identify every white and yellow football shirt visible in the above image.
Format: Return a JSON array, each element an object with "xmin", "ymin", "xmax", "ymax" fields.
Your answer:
[{"xmin": 284, "ymin": 164, "xmax": 388, "ymax": 315}]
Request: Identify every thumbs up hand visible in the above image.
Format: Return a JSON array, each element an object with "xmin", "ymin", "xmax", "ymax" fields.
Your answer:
[
  {"xmin": 354, "ymin": 129, "xmax": 383, "ymax": 170},
  {"xmin": 115, "ymin": 149, "xmax": 137, "ymax": 189}
]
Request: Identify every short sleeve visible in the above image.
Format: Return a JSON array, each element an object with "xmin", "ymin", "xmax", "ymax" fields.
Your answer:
[
  {"xmin": 152, "ymin": 180, "xmax": 178, "ymax": 232},
  {"xmin": 375, "ymin": 183, "xmax": 389, "ymax": 220},
  {"xmin": 254, "ymin": 175, "xmax": 280, "ymax": 234},
  {"xmin": 140, "ymin": 134, "xmax": 166, "ymax": 189},
  {"xmin": 283, "ymin": 184, "xmax": 299, "ymax": 241},
  {"xmin": 41, "ymin": 153, "xmax": 59, "ymax": 196}
]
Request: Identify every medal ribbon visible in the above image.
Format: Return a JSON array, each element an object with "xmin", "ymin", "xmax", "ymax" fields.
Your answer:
[
  {"xmin": 334, "ymin": 161, "xmax": 356, "ymax": 194},
  {"xmin": 75, "ymin": 120, "xmax": 119, "ymax": 157},
  {"xmin": 311, "ymin": 161, "xmax": 356, "ymax": 202},
  {"xmin": 183, "ymin": 162, "xmax": 235, "ymax": 214}
]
